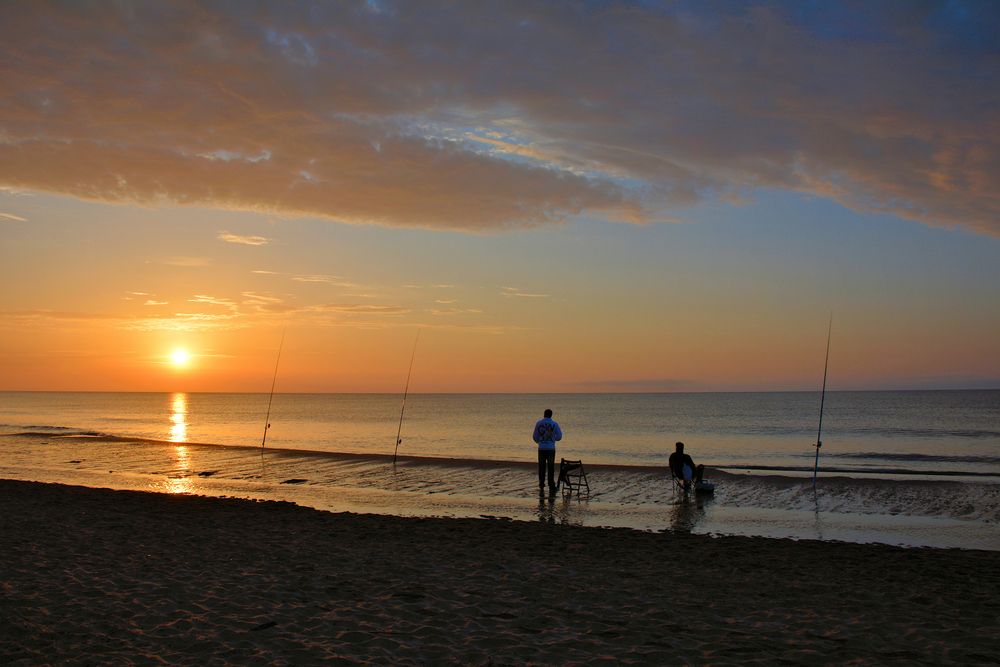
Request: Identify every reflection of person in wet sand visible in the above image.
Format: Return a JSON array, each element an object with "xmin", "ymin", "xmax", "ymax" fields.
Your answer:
[
  {"xmin": 669, "ymin": 492, "xmax": 710, "ymax": 533},
  {"xmin": 537, "ymin": 493, "xmax": 573, "ymax": 525},
  {"xmin": 668, "ymin": 441, "xmax": 704, "ymax": 492}
]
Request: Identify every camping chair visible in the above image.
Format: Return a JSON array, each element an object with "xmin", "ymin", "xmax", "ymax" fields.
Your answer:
[
  {"xmin": 670, "ymin": 465, "xmax": 714, "ymax": 495},
  {"xmin": 558, "ymin": 458, "xmax": 590, "ymax": 497},
  {"xmin": 670, "ymin": 466, "xmax": 689, "ymax": 494}
]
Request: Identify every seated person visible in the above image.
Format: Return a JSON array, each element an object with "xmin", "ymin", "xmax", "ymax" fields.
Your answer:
[{"xmin": 668, "ymin": 441, "xmax": 704, "ymax": 491}]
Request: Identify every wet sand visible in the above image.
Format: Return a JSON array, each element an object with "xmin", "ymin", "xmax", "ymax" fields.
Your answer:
[{"xmin": 2, "ymin": 479, "xmax": 998, "ymax": 665}]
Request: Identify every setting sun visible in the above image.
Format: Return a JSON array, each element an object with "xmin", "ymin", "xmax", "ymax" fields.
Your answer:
[{"xmin": 170, "ymin": 349, "xmax": 191, "ymax": 368}]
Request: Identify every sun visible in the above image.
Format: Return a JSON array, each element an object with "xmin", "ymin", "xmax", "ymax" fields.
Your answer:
[{"xmin": 170, "ymin": 348, "xmax": 191, "ymax": 368}]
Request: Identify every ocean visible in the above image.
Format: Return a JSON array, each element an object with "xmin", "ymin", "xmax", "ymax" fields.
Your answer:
[{"xmin": 2, "ymin": 390, "xmax": 998, "ymax": 550}]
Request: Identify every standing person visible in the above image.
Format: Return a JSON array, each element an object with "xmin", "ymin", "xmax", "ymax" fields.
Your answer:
[
  {"xmin": 533, "ymin": 409, "xmax": 562, "ymax": 493},
  {"xmin": 668, "ymin": 441, "xmax": 704, "ymax": 492}
]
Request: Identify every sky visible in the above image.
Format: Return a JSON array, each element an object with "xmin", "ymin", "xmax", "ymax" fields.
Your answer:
[{"xmin": 1, "ymin": 0, "xmax": 998, "ymax": 393}]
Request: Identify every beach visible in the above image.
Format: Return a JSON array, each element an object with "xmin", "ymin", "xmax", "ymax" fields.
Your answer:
[{"xmin": 2, "ymin": 479, "xmax": 998, "ymax": 665}]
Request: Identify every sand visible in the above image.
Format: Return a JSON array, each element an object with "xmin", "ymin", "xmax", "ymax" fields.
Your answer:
[{"xmin": 1, "ymin": 479, "xmax": 998, "ymax": 665}]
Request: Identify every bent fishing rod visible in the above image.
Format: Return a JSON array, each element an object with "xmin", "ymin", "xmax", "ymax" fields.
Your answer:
[
  {"xmin": 393, "ymin": 329, "xmax": 420, "ymax": 465},
  {"xmin": 812, "ymin": 316, "xmax": 832, "ymax": 490},
  {"xmin": 261, "ymin": 328, "xmax": 286, "ymax": 451}
]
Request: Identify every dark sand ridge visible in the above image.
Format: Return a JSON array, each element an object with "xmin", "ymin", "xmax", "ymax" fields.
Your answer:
[{"xmin": 2, "ymin": 479, "xmax": 998, "ymax": 665}]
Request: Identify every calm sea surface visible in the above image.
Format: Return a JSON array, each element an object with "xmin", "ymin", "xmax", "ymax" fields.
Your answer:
[
  {"xmin": 2, "ymin": 391, "xmax": 998, "ymax": 550},
  {"xmin": 2, "ymin": 390, "xmax": 997, "ymax": 476}
]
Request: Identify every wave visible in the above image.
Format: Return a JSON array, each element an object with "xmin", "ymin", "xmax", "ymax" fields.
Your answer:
[
  {"xmin": 707, "ymin": 470, "xmax": 1000, "ymax": 525},
  {"xmin": 701, "ymin": 424, "xmax": 1000, "ymax": 439},
  {"xmin": 2, "ymin": 431, "xmax": 999, "ymax": 533},
  {"xmin": 5, "ymin": 429, "xmax": 997, "ymax": 482},
  {"xmin": 0, "ymin": 424, "xmax": 79, "ymax": 432},
  {"xmin": 836, "ymin": 427, "xmax": 1000, "ymax": 440},
  {"xmin": 826, "ymin": 452, "xmax": 1000, "ymax": 465},
  {"xmin": 3, "ymin": 428, "xmax": 106, "ymax": 438},
  {"xmin": 712, "ymin": 464, "xmax": 998, "ymax": 479}
]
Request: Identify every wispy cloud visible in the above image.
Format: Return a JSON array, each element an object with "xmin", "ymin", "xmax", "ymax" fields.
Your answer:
[
  {"xmin": 501, "ymin": 287, "xmax": 549, "ymax": 299},
  {"xmin": 241, "ymin": 291, "xmax": 295, "ymax": 313},
  {"xmin": 309, "ymin": 303, "xmax": 408, "ymax": 315},
  {"xmin": 1, "ymin": 309, "xmax": 121, "ymax": 323},
  {"xmin": 218, "ymin": 231, "xmax": 271, "ymax": 246},
  {"xmin": 124, "ymin": 312, "xmax": 244, "ymax": 333},
  {"xmin": 143, "ymin": 299, "xmax": 168, "ymax": 306},
  {"xmin": 430, "ymin": 307, "xmax": 483, "ymax": 316},
  {"xmin": 189, "ymin": 295, "xmax": 237, "ymax": 310},
  {"xmin": 0, "ymin": 212, "xmax": 27, "ymax": 222},
  {"xmin": 160, "ymin": 257, "xmax": 211, "ymax": 268},
  {"xmin": 241, "ymin": 291, "xmax": 284, "ymax": 304},
  {"xmin": 2, "ymin": 4, "xmax": 994, "ymax": 234},
  {"xmin": 291, "ymin": 274, "xmax": 341, "ymax": 284}
]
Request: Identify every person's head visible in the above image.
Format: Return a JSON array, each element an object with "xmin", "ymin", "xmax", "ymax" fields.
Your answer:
[
  {"xmin": 544, "ymin": 408, "xmax": 553, "ymax": 418},
  {"xmin": 675, "ymin": 441, "xmax": 684, "ymax": 453}
]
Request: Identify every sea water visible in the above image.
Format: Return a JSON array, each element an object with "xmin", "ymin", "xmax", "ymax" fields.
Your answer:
[{"xmin": 1, "ymin": 391, "xmax": 998, "ymax": 550}]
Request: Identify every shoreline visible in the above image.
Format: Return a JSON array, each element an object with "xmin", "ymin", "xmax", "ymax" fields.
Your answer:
[
  {"xmin": 9, "ymin": 430, "xmax": 1000, "ymax": 482},
  {"xmin": 8, "ymin": 431, "xmax": 1000, "ymax": 483},
  {"xmin": 3, "ymin": 479, "xmax": 999, "ymax": 664},
  {"xmin": 4, "ymin": 431, "xmax": 999, "ymax": 550}
]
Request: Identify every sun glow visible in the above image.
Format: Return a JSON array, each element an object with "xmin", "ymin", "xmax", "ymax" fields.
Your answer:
[{"xmin": 170, "ymin": 348, "xmax": 191, "ymax": 368}]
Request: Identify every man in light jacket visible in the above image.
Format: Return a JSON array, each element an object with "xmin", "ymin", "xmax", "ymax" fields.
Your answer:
[{"xmin": 533, "ymin": 408, "xmax": 563, "ymax": 493}]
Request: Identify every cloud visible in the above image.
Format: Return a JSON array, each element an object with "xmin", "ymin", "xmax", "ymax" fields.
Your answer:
[
  {"xmin": 241, "ymin": 291, "xmax": 284, "ymax": 304},
  {"xmin": 124, "ymin": 312, "xmax": 244, "ymax": 333},
  {"xmin": 189, "ymin": 294, "xmax": 237, "ymax": 309},
  {"xmin": 501, "ymin": 287, "xmax": 549, "ymax": 299},
  {"xmin": 309, "ymin": 303, "xmax": 408, "ymax": 315},
  {"xmin": 143, "ymin": 299, "xmax": 168, "ymax": 306},
  {"xmin": 218, "ymin": 231, "xmax": 270, "ymax": 246},
  {"xmin": 0, "ymin": 309, "xmax": 122, "ymax": 323},
  {"xmin": 241, "ymin": 291, "xmax": 295, "ymax": 313},
  {"xmin": 0, "ymin": 3, "xmax": 997, "ymax": 234},
  {"xmin": 0, "ymin": 212, "xmax": 27, "ymax": 222},
  {"xmin": 430, "ymin": 307, "xmax": 482, "ymax": 316},
  {"xmin": 291, "ymin": 274, "xmax": 342, "ymax": 284},
  {"xmin": 160, "ymin": 257, "xmax": 211, "ymax": 267}
]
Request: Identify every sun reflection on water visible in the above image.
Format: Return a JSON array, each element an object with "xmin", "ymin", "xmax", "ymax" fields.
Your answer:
[
  {"xmin": 167, "ymin": 393, "xmax": 192, "ymax": 493},
  {"xmin": 167, "ymin": 444, "xmax": 192, "ymax": 494},
  {"xmin": 169, "ymin": 392, "xmax": 187, "ymax": 442}
]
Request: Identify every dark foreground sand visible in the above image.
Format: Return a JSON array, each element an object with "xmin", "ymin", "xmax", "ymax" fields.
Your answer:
[{"xmin": 2, "ymin": 480, "xmax": 998, "ymax": 665}]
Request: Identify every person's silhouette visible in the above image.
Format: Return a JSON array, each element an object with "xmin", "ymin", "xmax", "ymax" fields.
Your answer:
[
  {"xmin": 668, "ymin": 441, "xmax": 704, "ymax": 492},
  {"xmin": 532, "ymin": 409, "xmax": 563, "ymax": 493}
]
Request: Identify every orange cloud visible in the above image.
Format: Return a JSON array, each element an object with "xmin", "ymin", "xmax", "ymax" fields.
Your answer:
[
  {"xmin": 0, "ymin": 3, "xmax": 996, "ymax": 234},
  {"xmin": 218, "ymin": 231, "xmax": 270, "ymax": 246}
]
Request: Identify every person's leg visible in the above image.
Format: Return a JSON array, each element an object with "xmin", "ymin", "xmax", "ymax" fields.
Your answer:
[
  {"xmin": 538, "ymin": 450, "xmax": 546, "ymax": 489},
  {"xmin": 545, "ymin": 450, "xmax": 556, "ymax": 490}
]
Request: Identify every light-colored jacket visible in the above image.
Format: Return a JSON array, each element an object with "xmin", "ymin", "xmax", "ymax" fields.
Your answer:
[{"xmin": 532, "ymin": 418, "xmax": 563, "ymax": 451}]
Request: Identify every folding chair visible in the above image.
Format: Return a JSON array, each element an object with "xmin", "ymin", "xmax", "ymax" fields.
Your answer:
[
  {"xmin": 670, "ymin": 467, "xmax": 689, "ymax": 494},
  {"xmin": 558, "ymin": 458, "xmax": 590, "ymax": 497},
  {"xmin": 670, "ymin": 465, "xmax": 714, "ymax": 495}
]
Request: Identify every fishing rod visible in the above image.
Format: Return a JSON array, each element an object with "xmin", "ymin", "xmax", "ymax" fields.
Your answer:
[
  {"xmin": 393, "ymin": 329, "xmax": 420, "ymax": 465},
  {"xmin": 260, "ymin": 328, "xmax": 286, "ymax": 450},
  {"xmin": 812, "ymin": 316, "xmax": 832, "ymax": 490}
]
